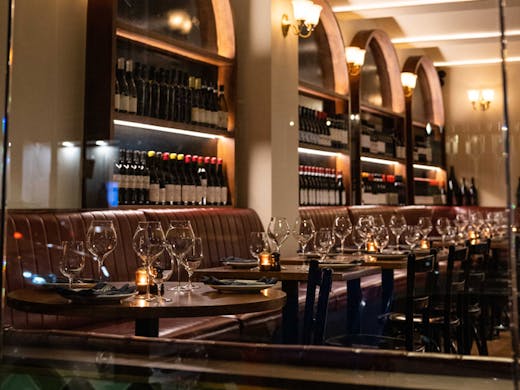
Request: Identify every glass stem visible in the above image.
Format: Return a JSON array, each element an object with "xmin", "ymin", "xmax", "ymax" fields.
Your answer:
[{"xmin": 340, "ymin": 238, "xmax": 345, "ymax": 254}]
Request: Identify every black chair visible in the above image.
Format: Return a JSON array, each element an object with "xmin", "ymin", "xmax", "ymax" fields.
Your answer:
[
  {"xmin": 429, "ymin": 245, "xmax": 468, "ymax": 353},
  {"xmin": 327, "ymin": 252, "xmax": 437, "ymax": 352},
  {"xmin": 302, "ymin": 260, "xmax": 333, "ymax": 345},
  {"xmin": 462, "ymin": 239, "xmax": 491, "ymax": 355}
]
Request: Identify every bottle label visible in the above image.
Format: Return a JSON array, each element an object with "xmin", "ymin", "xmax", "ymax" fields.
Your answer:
[
  {"xmin": 207, "ymin": 186, "xmax": 215, "ymax": 205},
  {"xmin": 120, "ymin": 95, "xmax": 129, "ymax": 113},
  {"xmin": 173, "ymin": 184, "xmax": 182, "ymax": 203},
  {"xmin": 165, "ymin": 184, "xmax": 175, "ymax": 204},
  {"xmin": 220, "ymin": 186, "xmax": 228, "ymax": 205},
  {"xmin": 149, "ymin": 184, "xmax": 160, "ymax": 203},
  {"xmin": 112, "ymin": 173, "xmax": 121, "ymax": 185},
  {"xmin": 126, "ymin": 175, "xmax": 135, "ymax": 189},
  {"xmin": 214, "ymin": 186, "xmax": 221, "ymax": 205},
  {"xmin": 191, "ymin": 107, "xmax": 199, "ymax": 123},
  {"xmin": 128, "ymin": 97, "xmax": 137, "ymax": 114},
  {"xmin": 159, "ymin": 188, "xmax": 166, "ymax": 204},
  {"xmin": 195, "ymin": 186, "xmax": 204, "ymax": 205},
  {"xmin": 143, "ymin": 176, "xmax": 150, "ymax": 189},
  {"xmin": 189, "ymin": 185, "xmax": 197, "ymax": 203},
  {"xmin": 119, "ymin": 175, "xmax": 128, "ymax": 189},
  {"xmin": 114, "ymin": 94, "xmax": 121, "ymax": 111}
]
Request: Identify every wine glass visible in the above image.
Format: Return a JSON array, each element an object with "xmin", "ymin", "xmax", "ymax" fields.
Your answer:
[
  {"xmin": 182, "ymin": 237, "xmax": 203, "ymax": 290},
  {"xmin": 372, "ymin": 214, "xmax": 386, "ymax": 228},
  {"xmin": 249, "ymin": 232, "xmax": 270, "ymax": 263},
  {"xmin": 267, "ymin": 216, "xmax": 291, "ymax": 253},
  {"xmin": 132, "ymin": 221, "xmax": 165, "ymax": 301},
  {"xmin": 59, "ymin": 240, "xmax": 86, "ymax": 288},
  {"xmin": 403, "ymin": 225, "xmax": 422, "ymax": 251},
  {"xmin": 315, "ymin": 228, "xmax": 334, "ymax": 262},
  {"xmin": 454, "ymin": 213, "xmax": 469, "ymax": 243},
  {"xmin": 389, "ymin": 214, "xmax": 407, "ymax": 250},
  {"xmin": 165, "ymin": 220, "xmax": 195, "ymax": 293},
  {"xmin": 86, "ymin": 220, "xmax": 117, "ymax": 281},
  {"xmin": 351, "ymin": 230, "xmax": 365, "ymax": 256},
  {"xmin": 292, "ymin": 217, "xmax": 316, "ymax": 256},
  {"xmin": 417, "ymin": 217, "xmax": 433, "ymax": 241},
  {"xmin": 373, "ymin": 227, "xmax": 390, "ymax": 253},
  {"xmin": 149, "ymin": 252, "xmax": 174, "ymax": 303},
  {"xmin": 357, "ymin": 216, "xmax": 374, "ymax": 251},
  {"xmin": 333, "ymin": 215, "xmax": 352, "ymax": 255},
  {"xmin": 436, "ymin": 217, "xmax": 451, "ymax": 250}
]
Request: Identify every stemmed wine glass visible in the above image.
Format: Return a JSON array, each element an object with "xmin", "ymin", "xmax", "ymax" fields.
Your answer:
[
  {"xmin": 436, "ymin": 217, "xmax": 451, "ymax": 250},
  {"xmin": 132, "ymin": 221, "xmax": 165, "ymax": 301},
  {"xmin": 182, "ymin": 237, "xmax": 203, "ymax": 290},
  {"xmin": 86, "ymin": 220, "xmax": 117, "ymax": 281},
  {"xmin": 267, "ymin": 216, "xmax": 291, "ymax": 254},
  {"xmin": 149, "ymin": 252, "xmax": 174, "ymax": 303},
  {"xmin": 357, "ymin": 216, "xmax": 374, "ymax": 251},
  {"xmin": 165, "ymin": 220, "xmax": 195, "ymax": 293},
  {"xmin": 333, "ymin": 215, "xmax": 352, "ymax": 255},
  {"xmin": 389, "ymin": 214, "xmax": 407, "ymax": 251},
  {"xmin": 454, "ymin": 213, "xmax": 469, "ymax": 244},
  {"xmin": 59, "ymin": 240, "xmax": 86, "ymax": 288},
  {"xmin": 373, "ymin": 227, "xmax": 390, "ymax": 253},
  {"xmin": 292, "ymin": 217, "xmax": 316, "ymax": 256},
  {"xmin": 249, "ymin": 232, "xmax": 270, "ymax": 263},
  {"xmin": 352, "ymin": 230, "xmax": 365, "ymax": 256},
  {"xmin": 315, "ymin": 228, "xmax": 334, "ymax": 262},
  {"xmin": 403, "ymin": 225, "xmax": 422, "ymax": 252},
  {"xmin": 417, "ymin": 217, "xmax": 433, "ymax": 242}
]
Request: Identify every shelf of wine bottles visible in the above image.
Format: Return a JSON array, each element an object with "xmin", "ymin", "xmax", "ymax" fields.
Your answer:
[
  {"xmin": 112, "ymin": 148, "xmax": 229, "ymax": 207},
  {"xmin": 414, "ymin": 178, "xmax": 446, "ymax": 205},
  {"xmin": 446, "ymin": 166, "xmax": 479, "ymax": 206},
  {"xmin": 298, "ymin": 165, "xmax": 347, "ymax": 206},
  {"xmin": 114, "ymin": 56, "xmax": 229, "ymax": 132},
  {"xmin": 298, "ymin": 106, "xmax": 348, "ymax": 150},
  {"xmin": 360, "ymin": 111, "xmax": 405, "ymax": 160},
  {"xmin": 361, "ymin": 172, "xmax": 405, "ymax": 205}
]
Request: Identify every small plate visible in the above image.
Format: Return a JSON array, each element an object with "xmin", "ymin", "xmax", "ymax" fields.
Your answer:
[
  {"xmin": 208, "ymin": 280, "xmax": 275, "ymax": 293},
  {"xmin": 222, "ymin": 260, "xmax": 258, "ymax": 269},
  {"xmin": 61, "ymin": 291, "xmax": 138, "ymax": 304}
]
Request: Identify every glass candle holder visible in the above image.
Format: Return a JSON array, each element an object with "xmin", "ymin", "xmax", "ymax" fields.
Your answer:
[{"xmin": 259, "ymin": 251, "xmax": 273, "ymax": 271}]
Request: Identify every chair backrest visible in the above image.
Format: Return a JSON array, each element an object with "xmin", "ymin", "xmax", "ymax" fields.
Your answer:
[
  {"xmin": 405, "ymin": 252, "xmax": 437, "ymax": 351},
  {"xmin": 302, "ymin": 260, "xmax": 333, "ymax": 345},
  {"xmin": 466, "ymin": 239, "xmax": 491, "ymax": 294}
]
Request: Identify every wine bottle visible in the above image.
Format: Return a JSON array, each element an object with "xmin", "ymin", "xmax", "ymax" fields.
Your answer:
[
  {"xmin": 447, "ymin": 166, "xmax": 460, "ymax": 206},
  {"xmin": 132, "ymin": 150, "xmax": 142, "ymax": 204},
  {"xmin": 469, "ymin": 177, "xmax": 479, "ymax": 206},
  {"xmin": 218, "ymin": 85, "xmax": 228, "ymax": 130},
  {"xmin": 337, "ymin": 171, "xmax": 346, "ymax": 206},
  {"xmin": 217, "ymin": 158, "xmax": 228, "ymax": 206},
  {"xmin": 158, "ymin": 69, "xmax": 170, "ymax": 120},
  {"xmin": 125, "ymin": 59, "xmax": 137, "ymax": 114},
  {"xmin": 206, "ymin": 156, "xmax": 217, "ymax": 205},
  {"xmin": 191, "ymin": 77, "xmax": 201, "ymax": 125},
  {"xmin": 116, "ymin": 57, "xmax": 129, "ymax": 113},
  {"xmin": 210, "ymin": 157, "xmax": 221, "ymax": 205},
  {"xmin": 148, "ymin": 151, "xmax": 160, "ymax": 205},
  {"xmin": 113, "ymin": 148, "xmax": 125, "ymax": 206},
  {"xmin": 155, "ymin": 152, "xmax": 166, "ymax": 205},
  {"xmin": 184, "ymin": 154, "xmax": 196, "ymax": 205},
  {"xmin": 197, "ymin": 156, "xmax": 208, "ymax": 205},
  {"xmin": 169, "ymin": 153, "xmax": 181, "ymax": 205},
  {"xmin": 184, "ymin": 74, "xmax": 193, "ymax": 124},
  {"xmin": 168, "ymin": 69, "xmax": 178, "ymax": 122},
  {"xmin": 461, "ymin": 177, "xmax": 471, "ymax": 206},
  {"xmin": 177, "ymin": 153, "xmax": 187, "ymax": 204},
  {"xmin": 191, "ymin": 155, "xmax": 202, "ymax": 205},
  {"xmin": 140, "ymin": 150, "xmax": 150, "ymax": 205},
  {"xmin": 150, "ymin": 68, "xmax": 161, "ymax": 118},
  {"xmin": 122, "ymin": 149, "xmax": 132, "ymax": 205},
  {"xmin": 135, "ymin": 63, "xmax": 147, "ymax": 116},
  {"xmin": 162, "ymin": 152, "xmax": 174, "ymax": 205},
  {"xmin": 114, "ymin": 73, "xmax": 120, "ymax": 112},
  {"xmin": 298, "ymin": 166, "xmax": 306, "ymax": 206},
  {"xmin": 516, "ymin": 177, "xmax": 520, "ymax": 208}
]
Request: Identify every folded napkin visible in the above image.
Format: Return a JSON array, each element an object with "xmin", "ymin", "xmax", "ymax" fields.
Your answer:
[
  {"xmin": 57, "ymin": 283, "xmax": 136, "ymax": 297},
  {"xmin": 220, "ymin": 256, "xmax": 258, "ymax": 264},
  {"xmin": 201, "ymin": 276, "xmax": 277, "ymax": 286}
]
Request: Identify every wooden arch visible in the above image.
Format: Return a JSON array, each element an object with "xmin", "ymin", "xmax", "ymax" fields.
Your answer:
[
  {"xmin": 212, "ymin": 0, "xmax": 235, "ymax": 58},
  {"xmin": 402, "ymin": 56, "xmax": 445, "ymax": 126},
  {"xmin": 350, "ymin": 29, "xmax": 405, "ymax": 113},
  {"xmin": 306, "ymin": 0, "xmax": 349, "ymax": 95}
]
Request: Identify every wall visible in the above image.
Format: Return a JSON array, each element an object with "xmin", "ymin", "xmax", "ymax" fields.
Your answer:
[
  {"xmin": 7, "ymin": 0, "xmax": 86, "ymax": 209},
  {"xmin": 443, "ymin": 62, "xmax": 520, "ymax": 207}
]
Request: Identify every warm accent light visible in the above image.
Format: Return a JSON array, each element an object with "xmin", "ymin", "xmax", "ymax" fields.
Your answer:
[
  {"xmin": 298, "ymin": 147, "xmax": 341, "ymax": 157},
  {"xmin": 435, "ymin": 56, "xmax": 520, "ymax": 67},
  {"xmin": 282, "ymin": 0, "xmax": 322, "ymax": 39},
  {"xmin": 114, "ymin": 119, "xmax": 221, "ymax": 139},
  {"xmin": 467, "ymin": 89, "xmax": 494, "ymax": 111},
  {"xmin": 413, "ymin": 164, "xmax": 442, "ymax": 171},
  {"xmin": 401, "ymin": 72, "xmax": 418, "ymax": 98},
  {"xmin": 360, "ymin": 156, "xmax": 398, "ymax": 166},
  {"xmin": 345, "ymin": 46, "xmax": 366, "ymax": 76}
]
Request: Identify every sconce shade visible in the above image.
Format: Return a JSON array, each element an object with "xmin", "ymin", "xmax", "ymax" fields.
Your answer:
[
  {"xmin": 481, "ymin": 89, "xmax": 494, "ymax": 102},
  {"xmin": 292, "ymin": 0, "xmax": 313, "ymax": 20},
  {"xmin": 282, "ymin": 0, "xmax": 322, "ymax": 38},
  {"xmin": 467, "ymin": 88, "xmax": 494, "ymax": 111},
  {"xmin": 401, "ymin": 72, "xmax": 418, "ymax": 89},
  {"xmin": 345, "ymin": 46, "xmax": 366, "ymax": 66}
]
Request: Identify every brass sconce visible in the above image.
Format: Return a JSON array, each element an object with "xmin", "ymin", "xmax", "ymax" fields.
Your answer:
[
  {"xmin": 282, "ymin": 0, "xmax": 322, "ymax": 39},
  {"xmin": 345, "ymin": 46, "xmax": 366, "ymax": 77},
  {"xmin": 467, "ymin": 89, "xmax": 494, "ymax": 111},
  {"xmin": 401, "ymin": 72, "xmax": 418, "ymax": 98}
]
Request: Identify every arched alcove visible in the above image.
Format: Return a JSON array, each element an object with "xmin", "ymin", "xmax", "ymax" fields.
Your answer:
[
  {"xmin": 350, "ymin": 29, "xmax": 405, "ymax": 113},
  {"xmin": 402, "ymin": 56, "xmax": 445, "ymax": 126}
]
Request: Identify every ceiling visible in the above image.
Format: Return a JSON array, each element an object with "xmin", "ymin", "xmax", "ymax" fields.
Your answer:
[{"xmin": 328, "ymin": 0, "xmax": 520, "ymax": 67}]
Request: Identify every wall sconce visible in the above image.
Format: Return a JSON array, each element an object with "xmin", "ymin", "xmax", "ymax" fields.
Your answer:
[
  {"xmin": 282, "ymin": 0, "xmax": 322, "ymax": 39},
  {"xmin": 345, "ymin": 46, "xmax": 366, "ymax": 76},
  {"xmin": 401, "ymin": 72, "xmax": 418, "ymax": 98},
  {"xmin": 467, "ymin": 89, "xmax": 494, "ymax": 111}
]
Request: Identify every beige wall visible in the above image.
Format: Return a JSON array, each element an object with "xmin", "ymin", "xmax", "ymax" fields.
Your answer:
[{"xmin": 7, "ymin": 0, "xmax": 86, "ymax": 209}]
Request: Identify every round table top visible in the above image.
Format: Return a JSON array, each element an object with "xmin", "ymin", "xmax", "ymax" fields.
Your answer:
[{"xmin": 7, "ymin": 282, "xmax": 287, "ymax": 320}]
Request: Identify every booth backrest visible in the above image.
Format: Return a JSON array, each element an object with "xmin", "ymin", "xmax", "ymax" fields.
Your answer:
[{"xmin": 4, "ymin": 207, "xmax": 264, "ymax": 330}]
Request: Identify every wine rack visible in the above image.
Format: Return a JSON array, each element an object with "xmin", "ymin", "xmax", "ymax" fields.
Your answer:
[{"xmin": 83, "ymin": 0, "xmax": 235, "ymax": 209}]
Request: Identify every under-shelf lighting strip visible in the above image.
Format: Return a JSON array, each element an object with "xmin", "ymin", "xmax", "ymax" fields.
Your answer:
[
  {"xmin": 413, "ymin": 164, "xmax": 442, "ymax": 171},
  {"xmin": 360, "ymin": 156, "xmax": 398, "ymax": 166},
  {"xmin": 114, "ymin": 119, "xmax": 221, "ymax": 140},
  {"xmin": 298, "ymin": 147, "xmax": 340, "ymax": 157}
]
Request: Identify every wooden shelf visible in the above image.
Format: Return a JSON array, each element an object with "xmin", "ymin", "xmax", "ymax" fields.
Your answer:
[
  {"xmin": 299, "ymin": 142, "xmax": 348, "ymax": 155},
  {"xmin": 114, "ymin": 112, "xmax": 233, "ymax": 139},
  {"xmin": 412, "ymin": 162, "xmax": 445, "ymax": 169},
  {"xmin": 361, "ymin": 104, "xmax": 405, "ymax": 119},
  {"xmin": 298, "ymin": 81, "xmax": 348, "ymax": 102},
  {"xmin": 116, "ymin": 21, "xmax": 234, "ymax": 67}
]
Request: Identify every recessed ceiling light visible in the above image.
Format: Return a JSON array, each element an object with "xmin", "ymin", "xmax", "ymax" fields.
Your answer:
[{"xmin": 332, "ymin": 0, "xmax": 477, "ymax": 13}]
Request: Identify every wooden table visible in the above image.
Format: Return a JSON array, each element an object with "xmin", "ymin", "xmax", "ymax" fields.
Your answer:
[
  {"xmin": 194, "ymin": 264, "xmax": 380, "ymax": 343},
  {"xmin": 7, "ymin": 282, "xmax": 287, "ymax": 337}
]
